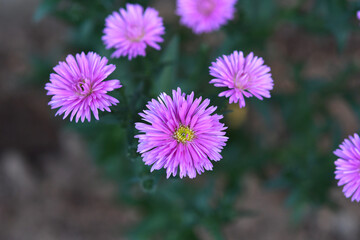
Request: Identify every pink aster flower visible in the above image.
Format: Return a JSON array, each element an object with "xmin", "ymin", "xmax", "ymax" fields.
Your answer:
[
  {"xmin": 334, "ymin": 133, "xmax": 360, "ymax": 202},
  {"xmin": 176, "ymin": 0, "xmax": 237, "ymax": 34},
  {"xmin": 209, "ymin": 51, "xmax": 274, "ymax": 108},
  {"xmin": 102, "ymin": 4, "xmax": 165, "ymax": 60},
  {"xmin": 135, "ymin": 88, "xmax": 228, "ymax": 179},
  {"xmin": 45, "ymin": 52, "xmax": 122, "ymax": 122}
]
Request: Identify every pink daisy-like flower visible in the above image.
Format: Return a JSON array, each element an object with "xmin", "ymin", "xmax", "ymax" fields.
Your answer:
[
  {"xmin": 135, "ymin": 88, "xmax": 228, "ymax": 179},
  {"xmin": 102, "ymin": 4, "xmax": 165, "ymax": 60},
  {"xmin": 45, "ymin": 52, "xmax": 122, "ymax": 122},
  {"xmin": 176, "ymin": 0, "xmax": 237, "ymax": 34},
  {"xmin": 334, "ymin": 133, "xmax": 360, "ymax": 202},
  {"xmin": 357, "ymin": 11, "xmax": 360, "ymax": 21},
  {"xmin": 209, "ymin": 51, "xmax": 274, "ymax": 108}
]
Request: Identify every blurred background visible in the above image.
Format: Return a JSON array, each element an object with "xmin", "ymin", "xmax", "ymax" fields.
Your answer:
[{"xmin": 1, "ymin": 0, "xmax": 360, "ymax": 239}]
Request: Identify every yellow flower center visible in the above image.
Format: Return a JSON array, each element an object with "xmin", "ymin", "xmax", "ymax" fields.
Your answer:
[{"xmin": 174, "ymin": 125, "xmax": 195, "ymax": 143}]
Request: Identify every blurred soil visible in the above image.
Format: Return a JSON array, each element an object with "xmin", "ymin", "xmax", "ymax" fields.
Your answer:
[{"xmin": 1, "ymin": 0, "xmax": 360, "ymax": 239}]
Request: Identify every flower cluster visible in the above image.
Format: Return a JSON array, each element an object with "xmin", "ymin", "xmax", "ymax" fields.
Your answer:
[{"xmin": 45, "ymin": 3, "xmax": 277, "ymax": 179}]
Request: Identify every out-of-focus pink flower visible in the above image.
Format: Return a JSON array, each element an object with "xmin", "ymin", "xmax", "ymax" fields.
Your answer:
[
  {"xmin": 102, "ymin": 4, "xmax": 165, "ymax": 60},
  {"xmin": 135, "ymin": 88, "xmax": 228, "ymax": 179},
  {"xmin": 176, "ymin": 0, "xmax": 237, "ymax": 34},
  {"xmin": 334, "ymin": 133, "xmax": 360, "ymax": 202},
  {"xmin": 45, "ymin": 52, "xmax": 121, "ymax": 122},
  {"xmin": 209, "ymin": 51, "xmax": 274, "ymax": 108}
]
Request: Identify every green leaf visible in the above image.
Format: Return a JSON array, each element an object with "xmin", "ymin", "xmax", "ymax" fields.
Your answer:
[{"xmin": 152, "ymin": 35, "xmax": 179, "ymax": 95}]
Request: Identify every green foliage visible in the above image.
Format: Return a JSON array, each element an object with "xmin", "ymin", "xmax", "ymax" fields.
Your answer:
[{"xmin": 35, "ymin": 0, "xmax": 360, "ymax": 239}]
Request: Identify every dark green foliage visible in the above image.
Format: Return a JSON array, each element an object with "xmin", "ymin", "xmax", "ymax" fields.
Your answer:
[{"xmin": 35, "ymin": 0, "xmax": 360, "ymax": 238}]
